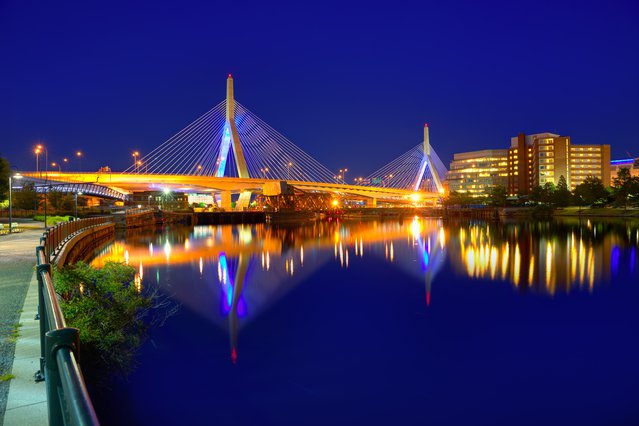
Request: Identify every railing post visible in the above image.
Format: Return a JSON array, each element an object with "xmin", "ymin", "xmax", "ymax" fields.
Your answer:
[{"xmin": 45, "ymin": 327, "xmax": 80, "ymax": 426}]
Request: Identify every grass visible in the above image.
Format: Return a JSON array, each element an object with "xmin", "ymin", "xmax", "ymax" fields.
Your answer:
[
  {"xmin": 33, "ymin": 215, "xmax": 73, "ymax": 226},
  {"xmin": 7, "ymin": 323, "xmax": 22, "ymax": 343},
  {"xmin": 0, "ymin": 374, "xmax": 16, "ymax": 382}
]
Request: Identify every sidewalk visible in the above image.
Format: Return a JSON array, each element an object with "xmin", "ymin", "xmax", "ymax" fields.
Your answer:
[{"xmin": 0, "ymin": 226, "xmax": 47, "ymax": 426}]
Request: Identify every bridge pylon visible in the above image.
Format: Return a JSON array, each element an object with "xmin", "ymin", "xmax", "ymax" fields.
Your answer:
[
  {"xmin": 215, "ymin": 74, "xmax": 250, "ymax": 178},
  {"xmin": 412, "ymin": 123, "xmax": 444, "ymax": 193}
]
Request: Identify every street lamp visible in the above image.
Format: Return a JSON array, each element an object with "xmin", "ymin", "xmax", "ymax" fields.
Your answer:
[
  {"xmin": 132, "ymin": 151, "xmax": 140, "ymax": 173},
  {"xmin": 51, "ymin": 162, "xmax": 61, "ymax": 172},
  {"xmin": 339, "ymin": 168, "xmax": 348, "ymax": 184},
  {"xmin": 8, "ymin": 173, "xmax": 23, "ymax": 233},
  {"xmin": 287, "ymin": 162, "xmax": 293, "ymax": 180},
  {"xmin": 35, "ymin": 144, "xmax": 48, "ymax": 177},
  {"xmin": 34, "ymin": 147, "xmax": 41, "ymax": 175},
  {"xmin": 260, "ymin": 167, "xmax": 269, "ymax": 179},
  {"xmin": 76, "ymin": 151, "xmax": 83, "ymax": 172},
  {"xmin": 384, "ymin": 173, "xmax": 394, "ymax": 187}
]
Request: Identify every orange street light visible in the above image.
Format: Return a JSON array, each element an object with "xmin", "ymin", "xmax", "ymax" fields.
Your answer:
[{"xmin": 76, "ymin": 151, "xmax": 83, "ymax": 172}]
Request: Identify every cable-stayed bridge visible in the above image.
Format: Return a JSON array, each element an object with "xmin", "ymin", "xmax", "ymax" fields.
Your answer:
[{"xmin": 21, "ymin": 75, "xmax": 447, "ymax": 208}]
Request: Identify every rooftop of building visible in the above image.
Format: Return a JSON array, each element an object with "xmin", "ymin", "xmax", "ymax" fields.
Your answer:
[{"xmin": 452, "ymin": 148, "xmax": 509, "ymax": 160}]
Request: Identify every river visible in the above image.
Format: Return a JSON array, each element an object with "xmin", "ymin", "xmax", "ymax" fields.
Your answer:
[{"xmin": 89, "ymin": 217, "xmax": 639, "ymax": 425}]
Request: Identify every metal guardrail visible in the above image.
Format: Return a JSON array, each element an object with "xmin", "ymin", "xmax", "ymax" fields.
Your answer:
[
  {"xmin": 36, "ymin": 219, "xmax": 106, "ymax": 425},
  {"xmin": 43, "ymin": 217, "xmax": 111, "ymax": 262},
  {"xmin": 124, "ymin": 207, "xmax": 154, "ymax": 216}
]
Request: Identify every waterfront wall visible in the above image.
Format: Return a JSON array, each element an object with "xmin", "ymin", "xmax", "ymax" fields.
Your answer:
[{"xmin": 55, "ymin": 223, "xmax": 115, "ymax": 267}]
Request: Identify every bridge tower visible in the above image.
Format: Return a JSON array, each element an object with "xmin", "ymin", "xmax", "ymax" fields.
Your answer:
[
  {"xmin": 412, "ymin": 123, "xmax": 444, "ymax": 193},
  {"xmin": 215, "ymin": 74, "xmax": 250, "ymax": 178}
]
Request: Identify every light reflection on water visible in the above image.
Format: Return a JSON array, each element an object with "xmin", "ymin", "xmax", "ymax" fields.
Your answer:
[
  {"xmin": 92, "ymin": 218, "xmax": 639, "ymax": 292},
  {"xmin": 90, "ymin": 218, "xmax": 639, "ymax": 366},
  {"xmin": 83, "ymin": 216, "xmax": 639, "ymax": 426}
]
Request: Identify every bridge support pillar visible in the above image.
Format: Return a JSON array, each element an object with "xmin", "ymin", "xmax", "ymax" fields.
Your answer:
[
  {"xmin": 220, "ymin": 191, "xmax": 232, "ymax": 211},
  {"xmin": 366, "ymin": 198, "xmax": 378, "ymax": 207},
  {"xmin": 236, "ymin": 191, "xmax": 252, "ymax": 211}
]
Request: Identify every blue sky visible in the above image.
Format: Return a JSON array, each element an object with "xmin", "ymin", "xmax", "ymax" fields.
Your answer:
[{"xmin": 1, "ymin": 0, "xmax": 637, "ymax": 178}]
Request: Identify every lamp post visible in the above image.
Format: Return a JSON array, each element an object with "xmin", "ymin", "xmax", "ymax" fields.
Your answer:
[
  {"xmin": 132, "ymin": 151, "xmax": 140, "ymax": 173},
  {"xmin": 35, "ymin": 145, "xmax": 48, "ymax": 177},
  {"xmin": 51, "ymin": 162, "xmax": 61, "ymax": 172},
  {"xmin": 34, "ymin": 147, "xmax": 41, "ymax": 175},
  {"xmin": 43, "ymin": 185, "xmax": 48, "ymax": 230},
  {"xmin": 287, "ymin": 162, "xmax": 293, "ymax": 180},
  {"xmin": 339, "ymin": 168, "xmax": 348, "ymax": 184},
  {"xmin": 76, "ymin": 151, "xmax": 83, "ymax": 172},
  {"xmin": 8, "ymin": 173, "xmax": 23, "ymax": 233},
  {"xmin": 260, "ymin": 167, "xmax": 269, "ymax": 179}
]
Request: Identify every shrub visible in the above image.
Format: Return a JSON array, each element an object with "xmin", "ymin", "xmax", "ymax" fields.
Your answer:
[{"xmin": 54, "ymin": 261, "xmax": 151, "ymax": 377}]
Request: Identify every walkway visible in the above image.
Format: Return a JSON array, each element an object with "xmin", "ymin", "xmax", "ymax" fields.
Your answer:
[{"xmin": 0, "ymin": 225, "xmax": 47, "ymax": 426}]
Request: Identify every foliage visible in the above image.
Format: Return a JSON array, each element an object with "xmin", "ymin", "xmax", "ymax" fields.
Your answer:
[
  {"xmin": 573, "ymin": 176, "xmax": 609, "ymax": 206},
  {"xmin": 7, "ymin": 323, "xmax": 22, "ymax": 343},
  {"xmin": 47, "ymin": 190, "xmax": 75, "ymax": 211},
  {"xmin": 443, "ymin": 190, "xmax": 478, "ymax": 206},
  {"xmin": 0, "ymin": 374, "xmax": 16, "ymax": 382},
  {"xmin": 33, "ymin": 215, "xmax": 72, "ymax": 226},
  {"xmin": 486, "ymin": 185, "xmax": 508, "ymax": 207},
  {"xmin": 11, "ymin": 181, "xmax": 38, "ymax": 210},
  {"xmin": 612, "ymin": 167, "xmax": 639, "ymax": 208},
  {"xmin": 0, "ymin": 156, "xmax": 9, "ymax": 202},
  {"xmin": 552, "ymin": 175, "xmax": 572, "ymax": 207},
  {"xmin": 530, "ymin": 183, "xmax": 555, "ymax": 205},
  {"xmin": 54, "ymin": 261, "xmax": 151, "ymax": 375}
]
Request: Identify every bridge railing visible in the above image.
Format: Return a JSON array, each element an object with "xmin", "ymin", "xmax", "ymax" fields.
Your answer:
[
  {"xmin": 36, "ymin": 245, "xmax": 100, "ymax": 426},
  {"xmin": 43, "ymin": 217, "xmax": 112, "ymax": 262},
  {"xmin": 125, "ymin": 207, "xmax": 154, "ymax": 215}
]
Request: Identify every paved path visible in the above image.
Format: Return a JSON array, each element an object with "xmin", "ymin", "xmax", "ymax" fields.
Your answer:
[{"xmin": 0, "ymin": 227, "xmax": 47, "ymax": 426}]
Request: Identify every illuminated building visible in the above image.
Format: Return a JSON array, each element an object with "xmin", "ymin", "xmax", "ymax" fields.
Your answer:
[
  {"xmin": 446, "ymin": 149, "xmax": 509, "ymax": 196},
  {"xmin": 507, "ymin": 133, "xmax": 610, "ymax": 195},
  {"xmin": 610, "ymin": 157, "xmax": 639, "ymax": 180},
  {"xmin": 569, "ymin": 144, "xmax": 611, "ymax": 189}
]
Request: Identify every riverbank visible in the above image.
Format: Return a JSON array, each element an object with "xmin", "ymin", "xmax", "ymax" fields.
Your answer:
[{"xmin": 497, "ymin": 206, "xmax": 639, "ymax": 219}]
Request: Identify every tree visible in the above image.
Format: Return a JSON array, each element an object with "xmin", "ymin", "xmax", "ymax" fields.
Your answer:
[
  {"xmin": 573, "ymin": 176, "xmax": 609, "ymax": 206},
  {"xmin": 0, "ymin": 156, "xmax": 9, "ymax": 202},
  {"xmin": 612, "ymin": 167, "xmax": 638, "ymax": 208},
  {"xmin": 553, "ymin": 175, "xmax": 572, "ymax": 207},
  {"xmin": 47, "ymin": 190, "xmax": 74, "ymax": 212},
  {"xmin": 487, "ymin": 185, "xmax": 508, "ymax": 207},
  {"xmin": 12, "ymin": 181, "xmax": 39, "ymax": 210},
  {"xmin": 444, "ymin": 191, "xmax": 475, "ymax": 206},
  {"xmin": 530, "ymin": 182, "xmax": 555, "ymax": 205}
]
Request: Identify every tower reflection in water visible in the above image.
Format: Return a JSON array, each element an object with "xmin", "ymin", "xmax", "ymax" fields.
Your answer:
[{"xmin": 91, "ymin": 218, "xmax": 638, "ymax": 363}]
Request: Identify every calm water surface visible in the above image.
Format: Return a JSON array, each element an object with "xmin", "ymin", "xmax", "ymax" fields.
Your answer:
[{"xmin": 90, "ymin": 218, "xmax": 639, "ymax": 426}]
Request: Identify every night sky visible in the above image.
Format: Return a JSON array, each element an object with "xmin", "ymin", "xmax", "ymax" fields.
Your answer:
[{"xmin": 1, "ymin": 0, "xmax": 638, "ymax": 179}]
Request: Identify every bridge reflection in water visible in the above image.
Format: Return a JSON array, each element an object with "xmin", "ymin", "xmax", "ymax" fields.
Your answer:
[{"xmin": 90, "ymin": 218, "xmax": 638, "ymax": 364}]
